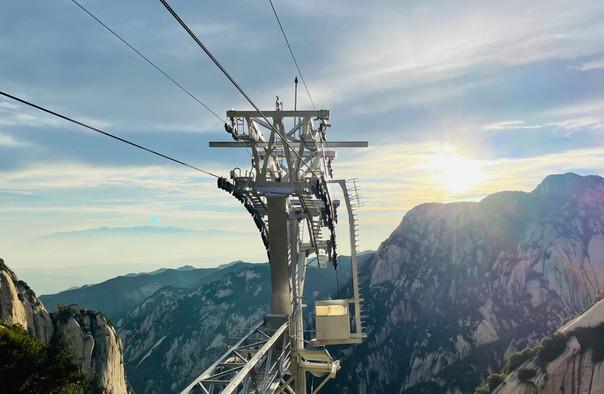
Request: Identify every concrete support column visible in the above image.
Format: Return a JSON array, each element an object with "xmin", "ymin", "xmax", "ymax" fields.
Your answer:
[{"xmin": 267, "ymin": 197, "xmax": 291, "ymax": 315}]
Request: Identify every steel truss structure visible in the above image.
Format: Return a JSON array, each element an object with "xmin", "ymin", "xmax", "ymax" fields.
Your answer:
[
  {"xmin": 183, "ymin": 104, "xmax": 367, "ymax": 394},
  {"xmin": 182, "ymin": 317, "xmax": 291, "ymax": 394}
]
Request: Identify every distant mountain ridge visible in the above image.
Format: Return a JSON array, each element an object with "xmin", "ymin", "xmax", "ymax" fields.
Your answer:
[
  {"xmin": 39, "ymin": 225, "xmax": 244, "ymax": 240},
  {"xmin": 41, "ymin": 261, "xmax": 253, "ymax": 321}
]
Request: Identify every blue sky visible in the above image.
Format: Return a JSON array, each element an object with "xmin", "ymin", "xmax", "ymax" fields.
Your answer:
[{"xmin": 1, "ymin": 0, "xmax": 604, "ymax": 291}]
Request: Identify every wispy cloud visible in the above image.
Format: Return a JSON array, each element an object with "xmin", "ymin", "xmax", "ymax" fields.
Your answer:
[
  {"xmin": 0, "ymin": 162, "xmax": 221, "ymax": 195},
  {"xmin": 0, "ymin": 102, "xmax": 111, "ymax": 130},
  {"xmin": 0, "ymin": 101, "xmax": 20, "ymax": 110},
  {"xmin": 482, "ymin": 120, "xmax": 526, "ymax": 131},
  {"xmin": 0, "ymin": 132, "xmax": 30, "ymax": 147},
  {"xmin": 311, "ymin": 0, "xmax": 604, "ymax": 105},
  {"xmin": 480, "ymin": 117, "xmax": 604, "ymax": 135},
  {"xmin": 569, "ymin": 55, "xmax": 604, "ymax": 71}
]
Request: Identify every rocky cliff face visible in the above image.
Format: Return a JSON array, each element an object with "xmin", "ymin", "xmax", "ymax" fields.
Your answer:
[
  {"xmin": 0, "ymin": 259, "xmax": 128, "ymax": 393},
  {"xmin": 329, "ymin": 173, "xmax": 604, "ymax": 393},
  {"xmin": 54, "ymin": 305, "xmax": 129, "ymax": 394},
  {"xmin": 493, "ymin": 298, "xmax": 604, "ymax": 394},
  {"xmin": 0, "ymin": 259, "xmax": 54, "ymax": 344}
]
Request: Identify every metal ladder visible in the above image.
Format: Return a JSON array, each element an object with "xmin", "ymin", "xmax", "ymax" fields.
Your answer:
[{"xmin": 346, "ymin": 179, "xmax": 365, "ymax": 337}]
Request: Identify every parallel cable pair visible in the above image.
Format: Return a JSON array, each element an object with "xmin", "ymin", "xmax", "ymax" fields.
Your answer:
[
  {"xmin": 70, "ymin": 0, "xmax": 224, "ymax": 124},
  {"xmin": 160, "ymin": 0, "xmax": 320, "ymax": 178}
]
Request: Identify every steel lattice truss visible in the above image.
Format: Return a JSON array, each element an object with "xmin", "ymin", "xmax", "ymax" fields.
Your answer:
[{"xmin": 182, "ymin": 318, "xmax": 293, "ymax": 394}]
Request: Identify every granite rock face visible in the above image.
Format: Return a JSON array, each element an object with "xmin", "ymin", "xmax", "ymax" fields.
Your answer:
[
  {"xmin": 0, "ymin": 259, "xmax": 128, "ymax": 393},
  {"xmin": 329, "ymin": 173, "xmax": 604, "ymax": 393},
  {"xmin": 0, "ymin": 259, "xmax": 54, "ymax": 344}
]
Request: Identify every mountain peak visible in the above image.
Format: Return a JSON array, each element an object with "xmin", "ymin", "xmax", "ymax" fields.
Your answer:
[{"xmin": 532, "ymin": 172, "xmax": 604, "ymax": 199}]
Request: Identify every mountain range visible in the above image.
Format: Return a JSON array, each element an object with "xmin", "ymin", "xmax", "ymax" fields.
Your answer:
[
  {"xmin": 11, "ymin": 172, "xmax": 604, "ymax": 393},
  {"xmin": 39, "ymin": 226, "xmax": 239, "ymax": 240},
  {"xmin": 41, "ymin": 261, "xmax": 253, "ymax": 321}
]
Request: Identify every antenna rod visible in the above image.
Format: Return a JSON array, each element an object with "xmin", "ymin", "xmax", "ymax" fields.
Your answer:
[
  {"xmin": 294, "ymin": 76, "xmax": 298, "ymax": 129},
  {"xmin": 294, "ymin": 76, "xmax": 298, "ymax": 111}
]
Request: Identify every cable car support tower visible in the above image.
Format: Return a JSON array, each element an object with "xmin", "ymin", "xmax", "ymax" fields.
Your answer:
[{"xmin": 182, "ymin": 101, "xmax": 367, "ymax": 394}]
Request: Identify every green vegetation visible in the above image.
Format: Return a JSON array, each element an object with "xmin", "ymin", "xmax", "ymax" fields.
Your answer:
[
  {"xmin": 475, "ymin": 323, "xmax": 604, "ymax": 392},
  {"xmin": 504, "ymin": 347, "xmax": 538, "ymax": 373},
  {"xmin": 0, "ymin": 324, "xmax": 93, "ymax": 394},
  {"xmin": 573, "ymin": 323, "xmax": 604, "ymax": 363},
  {"xmin": 54, "ymin": 307, "xmax": 82, "ymax": 324},
  {"xmin": 518, "ymin": 368, "xmax": 536, "ymax": 382},
  {"xmin": 474, "ymin": 384, "xmax": 490, "ymax": 394},
  {"xmin": 536, "ymin": 333, "xmax": 566, "ymax": 365},
  {"xmin": 487, "ymin": 373, "xmax": 505, "ymax": 391},
  {"xmin": 475, "ymin": 341, "xmax": 542, "ymax": 392}
]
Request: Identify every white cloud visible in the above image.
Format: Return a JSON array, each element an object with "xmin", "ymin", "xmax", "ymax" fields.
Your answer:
[
  {"xmin": 569, "ymin": 55, "xmax": 604, "ymax": 71},
  {"xmin": 310, "ymin": 0, "xmax": 604, "ymax": 106},
  {"xmin": 0, "ymin": 105, "xmax": 111, "ymax": 130},
  {"xmin": 0, "ymin": 162, "xmax": 222, "ymax": 193},
  {"xmin": 482, "ymin": 120, "xmax": 526, "ymax": 131},
  {"xmin": 0, "ymin": 101, "xmax": 20, "ymax": 111},
  {"xmin": 336, "ymin": 141, "xmax": 604, "ymax": 220},
  {"xmin": 479, "ymin": 117, "xmax": 604, "ymax": 135},
  {"xmin": 0, "ymin": 161, "xmax": 265, "ymax": 268},
  {"xmin": 0, "ymin": 132, "xmax": 29, "ymax": 147}
]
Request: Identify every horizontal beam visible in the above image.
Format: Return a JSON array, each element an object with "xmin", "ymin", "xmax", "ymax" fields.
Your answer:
[
  {"xmin": 210, "ymin": 141, "xmax": 368, "ymax": 148},
  {"xmin": 260, "ymin": 151, "xmax": 336, "ymax": 159},
  {"xmin": 227, "ymin": 110, "xmax": 329, "ymax": 118}
]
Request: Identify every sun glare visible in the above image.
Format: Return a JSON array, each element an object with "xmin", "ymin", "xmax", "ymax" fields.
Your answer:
[{"xmin": 423, "ymin": 149, "xmax": 485, "ymax": 195}]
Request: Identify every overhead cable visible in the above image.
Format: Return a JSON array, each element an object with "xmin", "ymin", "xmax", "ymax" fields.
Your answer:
[
  {"xmin": 267, "ymin": 0, "xmax": 316, "ymax": 110},
  {"xmin": 159, "ymin": 0, "xmax": 320, "ymax": 178},
  {"xmin": 70, "ymin": 0, "xmax": 224, "ymax": 124},
  {"xmin": 0, "ymin": 90, "xmax": 219, "ymax": 178}
]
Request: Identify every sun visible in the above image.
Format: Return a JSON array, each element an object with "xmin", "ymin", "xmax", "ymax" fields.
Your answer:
[{"xmin": 424, "ymin": 149, "xmax": 485, "ymax": 195}]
